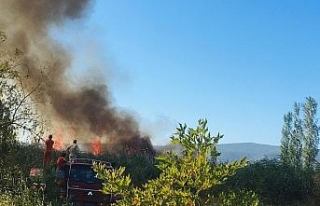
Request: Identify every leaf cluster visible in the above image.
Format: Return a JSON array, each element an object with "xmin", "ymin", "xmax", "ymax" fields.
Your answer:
[{"xmin": 94, "ymin": 119, "xmax": 250, "ymax": 205}]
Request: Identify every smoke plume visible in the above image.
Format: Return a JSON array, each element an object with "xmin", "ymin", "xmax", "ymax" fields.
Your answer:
[{"xmin": 0, "ymin": 0, "xmax": 154, "ymax": 153}]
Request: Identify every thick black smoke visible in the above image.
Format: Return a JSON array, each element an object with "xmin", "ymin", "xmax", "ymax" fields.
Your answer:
[{"xmin": 0, "ymin": 0, "xmax": 154, "ymax": 153}]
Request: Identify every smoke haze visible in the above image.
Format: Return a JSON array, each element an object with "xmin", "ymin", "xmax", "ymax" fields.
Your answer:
[{"xmin": 0, "ymin": 0, "xmax": 153, "ymax": 153}]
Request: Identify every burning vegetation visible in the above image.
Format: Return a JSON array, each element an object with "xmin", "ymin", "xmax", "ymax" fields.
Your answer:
[{"xmin": 0, "ymin": 0, "xmax": 154, "ymax": 154}]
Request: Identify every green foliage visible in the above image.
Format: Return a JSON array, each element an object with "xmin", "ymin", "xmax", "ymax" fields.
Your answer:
[
  {"xmin": 220, "ymin": 159, "xmax": 314, "ymax": 205},
  {"xmin": 0, "ymin": 31, "xmax": 55, "ymax": 204},
  {"xmin": 217, "ymin": 189, "xmax": 259, "ymax": 206},
  {"xmin": 281, "ymin": 97, "xmax": 320, "ymax": 170},
  {"xmin": 0, "ymin": 31, "xmax": 44, "ymax": 143},
  {"xmin": 43, "ymin": 164, "xmax": 61, "ymax": 203},
  {"xmin": 281, "ymin": 112, "xmax": 292, "ymax": 165},
  {"xmin": 0, "ymin": 159, "xmax": 45, "ymax": 206},
  {"xmin": 0, "ymin": 99, "xmax": 17, "ymax": 162},
  {"xmin": 94, "ymin": 119, "xmax": 250, "ymax": 205},
  {"xmin": 303, "ymin": 97, "xmax": 319, "ymax": 169},
  {"xmin": 95, "ymin": 165, "xmax": 131, "ymax": 195},
  {"xmin": 0, "ymin": 188, "xmax": 44, "ymax": 206},
  {"xmin": 0, "ymin": 141, "xmax": 62, "ymax": 205},
  {"xmin": 289, "ymin": 102, "xmax": 303, "ymax": 168},
  {"xmin": 84, "ymin": 151, "xmax": 159, "ymax": 188}
]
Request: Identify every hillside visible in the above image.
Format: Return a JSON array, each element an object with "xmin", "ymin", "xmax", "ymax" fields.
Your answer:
[
  {"xmin": 216, "ymin": 143, "xmax": 280, "ymax": 162},
  {"xmin": 154, "ymin": 143, "xmax": 280, "ymax": 162}
]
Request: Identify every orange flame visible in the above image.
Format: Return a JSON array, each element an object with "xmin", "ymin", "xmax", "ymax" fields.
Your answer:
[
  {"xmin": 53, "ymin": 132, "xmax": 64, "ymax": 150},
  {"xmin": 92, "ymin": 139, "xmax": 101, "ymax": 156}
]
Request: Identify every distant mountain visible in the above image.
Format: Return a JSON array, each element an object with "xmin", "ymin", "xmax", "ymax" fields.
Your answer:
[
  {"xmin": 81, "ymin": 142, "xmax": 320, "ymax": 163},
  {"xmin": 154, "ymin": 143, "xmax": 281, "ymax": 162},
  {"xmin": 216, "ymin": 143, "xmax": 280, "ymax": 162}
]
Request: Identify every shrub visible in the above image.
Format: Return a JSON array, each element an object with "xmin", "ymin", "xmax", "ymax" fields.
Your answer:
[
  {"xmin": 217, "ymin": 189, "xmax": 259, "ymax": 206},
  {"xmin": 94, "ymin": 119, "xmax": 253, "ymax": 205},
  {"xmin": 220, "ymin": 158, "xmax": 314, "ymax": 205}
]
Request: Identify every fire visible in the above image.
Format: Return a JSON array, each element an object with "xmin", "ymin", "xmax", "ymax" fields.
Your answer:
[
  {"xmin": 53, "ymin": 132, "xmax": 64, "ymax": 150},
  {"xmin": 51, "ymin": 126, "xmax": 76, "ymax": 151},
  {"xmin": 92, "ymin": 139, "xmax": 101, "ymax": 156}
]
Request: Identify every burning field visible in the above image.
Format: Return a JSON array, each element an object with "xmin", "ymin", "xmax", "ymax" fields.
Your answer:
[{"xmin": 0, "ymin": 0, "xmax": 154, "ymax": 154}]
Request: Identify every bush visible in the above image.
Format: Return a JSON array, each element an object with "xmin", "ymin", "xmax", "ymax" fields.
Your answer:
[
  {"xmin": 0, "ymin": 178, "xmax": 44, "ymax": 206},
  {"xmin": 220, "ymin": 158, "xmax": 314, "ymax": 205},
  {"xmin": 80, "ymin": 151, "xmax": 160, "ymax": 188},
  {"xmin": 217, "ymin": 189, "xmax": 259, "ymax": 206},
  {"xmin": 0, "ymin": 141, "xmax": 64, "ymax": 205},
  {"xmin": 94, "ymin": 119, "xmax": 254, "ymax": 205}
]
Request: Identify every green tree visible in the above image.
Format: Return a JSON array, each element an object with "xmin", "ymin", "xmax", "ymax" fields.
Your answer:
[
  {"xmin": 94, "ymin": 119, "xmax": 256, "ymax": 205},
  {"xmin": 288, "ymin": 103, "xmax": 303, "ymax": 168},
  {"xmin": 303, "ymin": 96, "xmax": 319, "ymax": 169},
  {"xmin": 0, "ymin": 99, "xmax": 16, "ymax": 157},
  {"xmin": 0, "ymin": 31, "xmax": 44, "ymax": 143},
  {"xmin": 280, "ymin": 112, "xmax": 292, "ymax": 165},
  {"xmin": 0, "ymin": 31, "xmax": 49, "ymax": 205},
  {"xmin": 280, "ymin": 98, "xmax": 319, "ymax": 170},
  {"xmin": 220, "ymin": 159, "xmax": 314, "ymax": 205}
]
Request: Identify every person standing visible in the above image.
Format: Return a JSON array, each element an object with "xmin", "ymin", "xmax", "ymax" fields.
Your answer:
[
  {"xmin": 67, "ymin": 139, "xmax": 80, "ymax": 161},
  {"xmin": 56, "ymin": 151, "xmax": 67, "ymax": 178},
  {"xmin": 56, "ymin": 151, "xmax": 67, "ymax": 196},
  {"xmin": 43, "ymin": 134, "xmax": 54, "ymax": 167}
]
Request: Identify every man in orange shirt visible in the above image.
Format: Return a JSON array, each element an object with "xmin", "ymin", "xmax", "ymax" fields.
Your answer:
[
  {"xmin": 56, "ymin": 151, "xmax": 67, "ymax": 191},
  {"xmin": 43, "ymin": 134, "xmax": 54, "ymax": 167},
  {"xmin": 56, "ymin": 151, "xmax": 67, "ymax": 177}
]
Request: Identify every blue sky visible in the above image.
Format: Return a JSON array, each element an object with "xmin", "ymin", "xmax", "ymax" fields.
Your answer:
[{"xmin": 52, "ymin": 1, "xmax": 320, "ymax": 146}]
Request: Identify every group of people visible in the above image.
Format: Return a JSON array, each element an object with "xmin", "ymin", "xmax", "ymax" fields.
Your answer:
[
  {"xmin": 40, "ymin": 134, "xmax": 83, "ymax": 187},
  {"xmin": 43, "ymin": 134, "xmax": 80, "ymax": 168}
]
